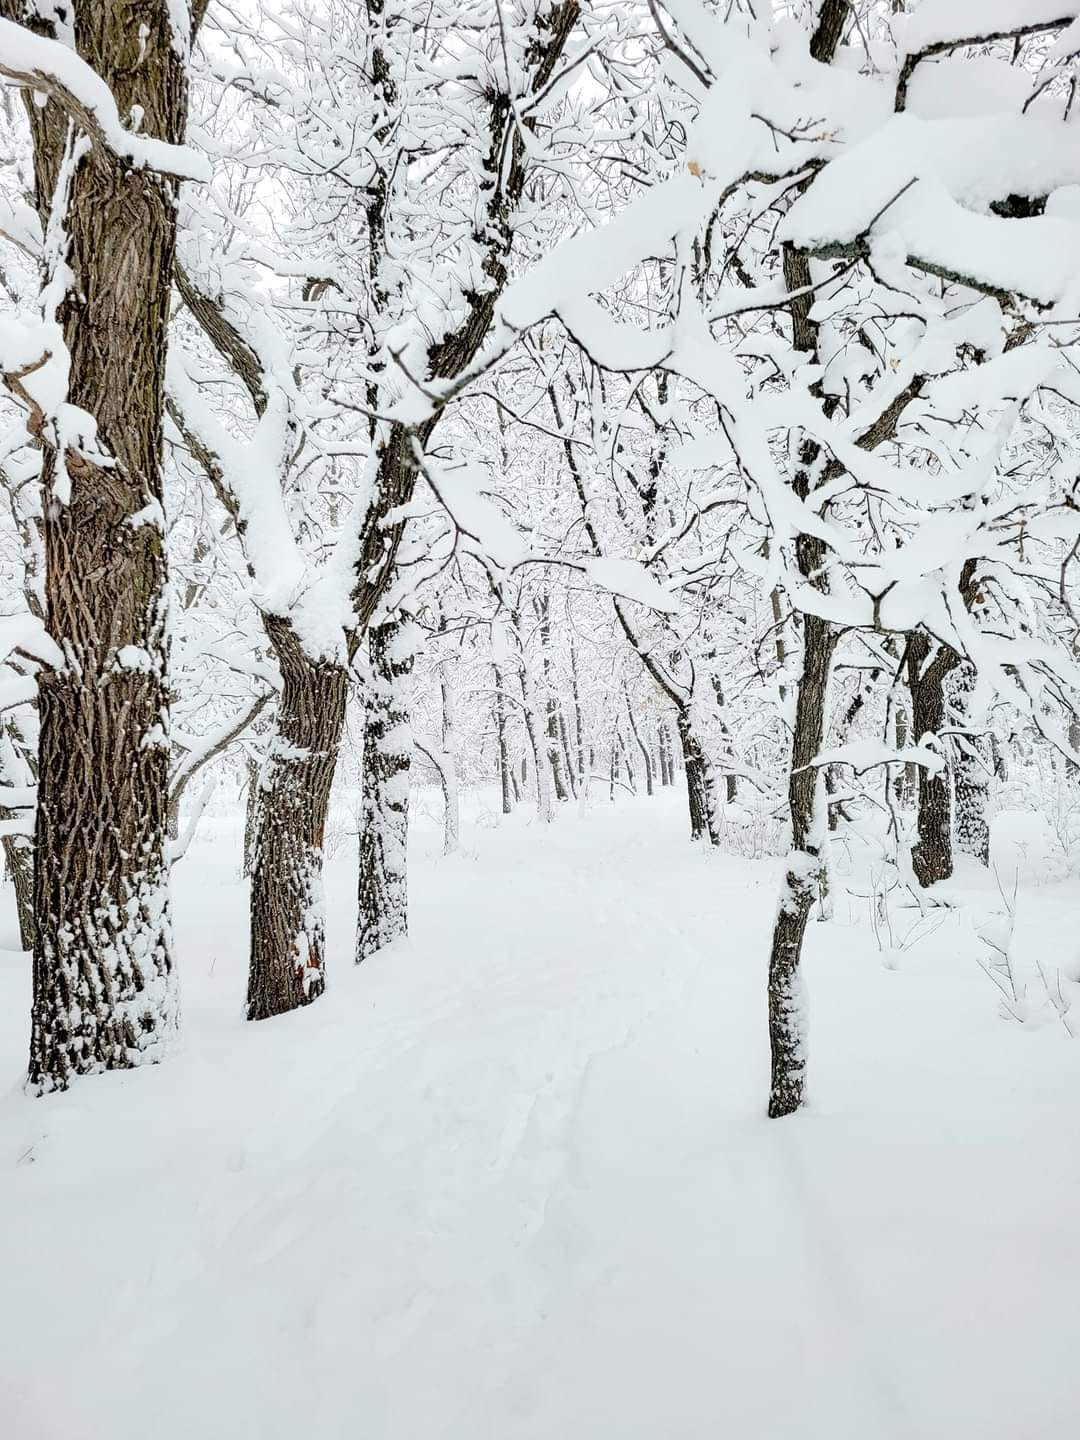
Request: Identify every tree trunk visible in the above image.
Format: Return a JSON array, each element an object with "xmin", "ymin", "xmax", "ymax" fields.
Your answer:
[
  {"xmin": 438, "ymin": 665, "xmax": 460, "ymax": 856},
  {"xmin": 2, "ymin": 830, "xmax": 35, "ymax": 952},
  {"xmin": 537, "ymin": 593, "xmax": 570, "ymax": 804},
  {"xmin": 493, "ymin": 665, "xmax": 513, "ymax": 815},
  {"xmin": 907, "ymin": 634, "xmax": 959, "ymax": 888},
  {"xmin": 0, "ymin": 718, "xmax": 35, "ymax": 951},
  {"xmin": 675, "ymin": 709, "xmax": 718, "ymax": 843},
  {"xmin": 557, "ymin": 710, "xmax": 578, "ymax": 799},
  {"xmin": 569, "ymin": 634, "xmax": 586, "ymax": 789},
  {"xmin": 657, "ymin": 722, "xmax": 673, "ymax": 787},
  {"xmin": 517, "ymin": 656, "xmax": 553, "ymax": 822},
  {"xmin": 26, "ymin": 1, "xmax": 189, "ymax": 1091},
  {"xmin": 893, "ymin": 701, "xmax": 917, "ymax": 808},
  {"xmin": 357, "ymin": 617, "xmax": 413, "ymax": 962},
  {"xmin": 247, "ymin": 618, "xmax": 348, "ymax": 1019},
  {"xmin": 625, "ymin": 688, "xmax": 654, "ymax": 797},
  {"xmin": 243, "ymin": 755, "xmax": 261, "ymax": 877},
  {"xmin": 767, "ymin": 613, "xmax": 837, "ymax": 1118},
  {"xmin": 950, "ymin": 663, "xmax": 990, "ymax": 867}
]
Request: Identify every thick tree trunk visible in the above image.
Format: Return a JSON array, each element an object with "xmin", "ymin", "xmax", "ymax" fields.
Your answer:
[
  {"xmin": 357, "ymin": 617, "xmax": 413, "ymax": 962},
  {"xmin": 767, "ymin": 613, "xmax": 837, "ymax": 1118},
  {"xmin": 675, "ymin": 710, "xmax": 718, "ymax": 843},
  {"xmin": 247, "ymin": 619, "xmax": 348, "ymax": 1019},
  {"xmin": 950, "ymin": 663, "xmax": 990, "ymax": 867},
  {"xmin": 907, "ymin": 634, "xmax": 959, "ymax": 888},
  {"xmin": 25, "ymin": 2, "xmax": 188, "ymax": 1091}
]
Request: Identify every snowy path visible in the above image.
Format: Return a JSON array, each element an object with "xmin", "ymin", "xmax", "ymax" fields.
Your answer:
[{"xmin": 2, "ymin": 794, "xmax": 1079, "ymax": 1439}]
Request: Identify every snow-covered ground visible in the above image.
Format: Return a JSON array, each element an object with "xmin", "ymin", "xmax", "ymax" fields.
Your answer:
[{"xmin": 2, "ymin": 792, "xmax": 1079, "ymax": 1439}]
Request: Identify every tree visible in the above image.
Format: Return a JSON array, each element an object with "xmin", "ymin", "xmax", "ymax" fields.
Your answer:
[
  {"xmin": 0, "ymin": 1, "xmax": 205, "ymax": 1089},
  {"xmin": 492, "ymin": 0, "xmax": 1080, "ymax": 1118}
]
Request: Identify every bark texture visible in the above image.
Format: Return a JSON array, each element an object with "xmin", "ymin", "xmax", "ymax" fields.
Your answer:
[
  {"xmin": 0, "ymin": 718, "xmax": 35, "ymax": 951},
  {"xmin": 357, "ymin": 618, "xmax": 413, "ymax": 962},
  {"xmin": 247, "ymin": 620, "xmax": 348, "ymax": 1020},
  {"xmin": 768, "ymin": 610, "xmax": 838, "ymax": 1118},
  {"xmin": 907, "ymin": 634, "xmax": 960, "ymax": 887},
  {"xmin": 676, "ymin": 711, "xmax": 718, "ymax": 842},
  {"xmin": 21, "ymin": 1, "xmax": 188, "ymax": 1090},
  {"xmin": 950, "ymin": 663, "xmax": 991, "ymax": 866},
  {"xmin": 2, "ymin": 829, "xmax": 35, "ymax": 952},
  {"xmin": 242, "ymin": 756, "xmax": 261, "ymax": 877}
]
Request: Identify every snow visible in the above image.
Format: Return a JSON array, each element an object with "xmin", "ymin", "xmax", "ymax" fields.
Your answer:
[
  {"xmin": 0, "ymin": 612, "xmax": 61, "ymax": 670},
  {"xmin": 812, "ymin": 738, "xmax": 945, "ymax": 775},
  {"xmin": 585, "ymin": 556, "xmax": 679, "ymax": 613},
  {"xmin": 2, "ymin": 794, "xmax": 1079, "ymax": 1439},
  {"xmin": 901, "ymin": 1, "xmax": 1080, "ymax": 54},
  {"xmin": 0, "ymin": 18, "xmax": 208, "ymax": 181}
]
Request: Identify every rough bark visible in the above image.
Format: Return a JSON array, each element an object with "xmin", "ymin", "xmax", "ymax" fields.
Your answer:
[
  {"xmin": 0, "ymin": 717, "xmax": 35, "ymax": 950},
  {"xmin": 950, "ymin": 663, "xmax": 991, "ymax": 867},
  {"xmin": 907, "ymin": 633, "xmax": 960, "ymax": 888},
  {"xmin": 357, "ymin": 618, "xmax": 413, "ymax": 962},
  {"xmin": 343, "ymin": 6, "xmax": 579, "ymax": 960},
  {"xmin": 676, "ymin": 710, "xmax": 718, "ymax": 843},
  {"xmin": 768, "ymin": 609, "xmax": 838, "ymax": 1118},
  {"xmin": 766, "ymin": 211, "xmax": 840, "ymax": 1116},
  {"xmin": 247, "ymin": 619, "xmax": 348, "ymax": 1020},
  {"xmin": 2, "ymin": 829, "xmax": 34, "ymax": 952},
  {"xmin": 242, "ymin": 755, "xmax": 261, "ymax": 877},
  {"xmin": 21, "ymin": 1, "xmax": 189, "ymax": 1090}
]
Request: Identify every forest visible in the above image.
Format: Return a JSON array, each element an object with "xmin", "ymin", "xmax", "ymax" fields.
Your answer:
[{"xmin": 2, "ymin": 1, "xmax": 1080, "ymax": 1436}]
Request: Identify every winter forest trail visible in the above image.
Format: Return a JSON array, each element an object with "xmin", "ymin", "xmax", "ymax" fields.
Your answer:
[{"xmin": 2, "ymin": 794, "xmax": 1079, "ymax": 1440}]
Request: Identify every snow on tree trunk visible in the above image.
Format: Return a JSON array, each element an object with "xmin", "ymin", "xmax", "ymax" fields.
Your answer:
[
  {"xmin": 243, "ymin": 756, "xmax": 261, "ymax": 878},
  {"xmin": 438, "ymin": 664, "xmax": 460, "ymax": 856},
  {"xmin": 25, "ymin": 0, "xmax": 190, "ymax": 1091},
  {"xmin": 768, "ymin": 611, "xmax": 837, "ymax": 1119},
  {"xmin": 247, "ymin": 618, "xmax": 347, "ymax": 1020},
  {"xmin": 493, "ymin": 664, "xmax": 514, "ymax": 816},
  {"xmin": 676, "ymin": 710, "xmax": 718, "ymax": 844},
  {"xmin": 518, "ymin": 651, "xmax": 553, "ymax": 823},
  {"xmin": 357, "ymin": 618, "xmax": 413, "ymax": 962},
  {"xmin": 537, "ymin": 591, "xmax": 570, "ymax": 803},
  {"xmin": 907, "ymin": 634, "xmax": 960, "ymax": 888},
  {"xmin": 626, "ymin": 688, "xmax": 654, "ymax": 797},
  {"xmin": 0, "ymin": 719, "xmax": 35, "ymax": 951},
  {"xmin": 2, "ymin": 830, "xmax": 34, "ymax": 952},
  {"xmin": 950, "ymin": 663, "xmax": 991, "ymax": 868}
]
